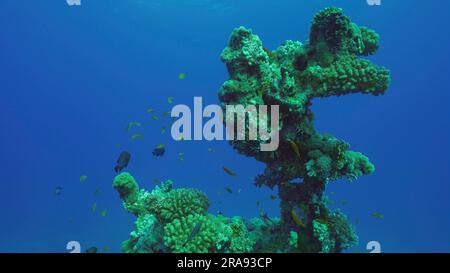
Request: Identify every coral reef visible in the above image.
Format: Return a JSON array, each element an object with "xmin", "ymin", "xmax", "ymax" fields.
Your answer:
[
  {"xmin": 115, "ymin": 7, "xmax": 390, "ymax": 253},
  {"xmin": 114, "ymin": 172, "xmax": 274, "ymax": 253},
  {"xmin": 218, "ymin": 7, "xmax": 390, "ymax": 252}
]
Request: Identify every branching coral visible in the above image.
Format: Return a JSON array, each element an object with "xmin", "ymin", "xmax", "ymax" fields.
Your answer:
[{"xmin": 219, "ymin": 7, "xmax": 390, "ymax": 252}]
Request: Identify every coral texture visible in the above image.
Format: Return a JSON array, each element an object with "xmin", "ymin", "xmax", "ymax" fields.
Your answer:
[{"xmin": 218, "ymin": 7, "xmax": 390, "ymax": 252}]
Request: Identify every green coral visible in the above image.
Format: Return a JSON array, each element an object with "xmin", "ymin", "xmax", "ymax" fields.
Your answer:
[
  {"xmin": 312, "ymin": 220, "xmax": 335, "ymax": 253},
  {"xmin": 163, "ymin": 213, "xmax": 216, "ymax": 253},
  {"xmin": 114, "ymin": 173, "xmax": 265, "ymax": 253},
  {"xmin": 159, "ymin": 189, "xmax": 210, "ymax": 222},
  {"xmin": 219, "ymin": 7, "xmax": 390, "ymax": 253}
]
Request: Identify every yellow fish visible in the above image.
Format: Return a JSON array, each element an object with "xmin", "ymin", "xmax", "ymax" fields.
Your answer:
[
  {"xmin": 291, "ymin": 210, "xmax": 306, "ymax": 228},
  {"xmin": 131, "ymin": 133, "xmax": 144, "ymax": 140},
  {"xmin": 101, "ymin": 210, "xmax": 107, "ymax": 217},
  {"xmin": 167, "ymin": 97, "xmax": 174, "ymax": 104},
  {"xmin": 126, "ymin": 121, "xmax": 141, "ymax": 131},
  {"xmin": 92, "ymin": 202, "xmax": 97, "ymax": 213},
  {"xmin": 371, "ymin": 212, "xmax": 384, "ymax": 219},
  {"xmin": 289, "ymin": 140, "xmax": 301, "ymax": 159},
  {"xmin": 80, "ymin": 175, "xmax": 87, "ymax": 183},
  {"xmin": 178, "ymin": 73, "xmax": 187, "ymax": 80}
]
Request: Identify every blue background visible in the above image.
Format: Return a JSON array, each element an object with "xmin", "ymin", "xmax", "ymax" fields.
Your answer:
[{"xmin": 0, "ymin": 0, "xmax": 449, "ymax": 252}]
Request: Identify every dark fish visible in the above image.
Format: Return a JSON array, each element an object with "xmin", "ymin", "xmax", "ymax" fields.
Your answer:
[
  {"xmin": 224, "ymin": 187, "xmax": 233, "ymax": 194},
  {"xmin": 260, "ymin": 212, "xmax": 276, "ymax": 225},
  {"xmin": 86, "ymin": 246, "xmax": 98, "ymax": 253},
  {"xmin": 54, "ymin": 186, "xmax": 63, "ymax": 196},
  {"xmin": 183, "ymin": 222, "xmax": 202, "ymax": 247},
  {"xmin": 223, "ymin": 166, "xmax": 237, "ymax": 176},
  {"xmin": 152, "ymin": 144, "xmax": 166, "ymax": 157},
  {"xmin": 269, "ymin": 195, "xmax": 277, "ymax": 201},
  {"xmin": 114, "ymin": 151, "xmax": 131, "ymax": 173}
]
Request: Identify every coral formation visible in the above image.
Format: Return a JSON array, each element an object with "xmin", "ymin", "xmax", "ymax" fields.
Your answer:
[
  {"xmin": 114, "ymin": 172, "xmax": 265, "ymax": 253},
  {"xmin": 115, "ymin": 7, "xmax": 390, "ymax": 253},
  {"xmin": 218, "ymin": 7, "xmax": 390, "ymax": 252}
]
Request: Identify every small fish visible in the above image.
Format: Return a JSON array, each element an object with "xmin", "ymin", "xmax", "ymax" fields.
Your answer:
[
  {"xmin": 183, "ymin": 222, "xmax": 202, "ymax": 247},
  {"xmin": 371, "ymin": 212, "xmax": 384, "ymax": 219},
  {"xmin": 269, "ymin": 195, "xmax": 278, "ymax": 201},
  {"xmin": 54, "ymin": 186, "xmax": 63, "ymax": 196},
  {"xmin": 289, "ymin": 140, "xmax": 301, "ymax": 159},
  {"xmin": 151, "ymin": 115, "xmax": 159, "ymax": 121},
  {"xmin": 178, "ymin": 136, "xmax": 185, "ymax": 141},
  {"xmin": 224, "ymin": 187, "xmax": 233, "ymax": 194},
  {"xmin": 102, "ymin": 246, "xmax": 109, "ymax": 252},
  {"xmin": 92, "ymin": 202, "xmax": 97, "ymax": 213},
  {"xmin": 162, "ymin": 111, "xmax": 171, "ymax": 117},
  {"xmin": 152, "ymin": 144, "xmax": 166, "ymax": 157},
  {"xmin": 341, "ymin": 199, "xmax": 348, "ymax": 205},
  {"xmin": 223, "ymin": 166, "xmax": 237, "ymax": 176},
  {"xmin": 86, "ymin": 247, "xmax": 98, "ymax": 253},
  {"xmin": 147, "ymin": 108, "xmax": 154, "ymax": 113},
  {"xmin": 131, "ymin": 133, "xmax": 144, "ymax": 140},
  {"xmin": 178, "ymin": 152, "xmax": 184, "ymax": 161},
  {"xmin": 79, "ymin": 175, "xmax": 87, "ymax": 183},
  {"xmin": 114, "ymin": 151, "xmax": 131, "ymax": 173},
  {"xmin": 207, "ymin": 147, "xmax": 214, "ymax": 153},
  {"xmin": 260, "ymin": 212, "xmax": 276, "ymax": 225},
  {"xmin": 256, "ymin": 200, "xmax": 260, "ymax": 207},
  {"xmin": 237, "ymin": 188, "xmax": 242, "ymax": 194},
  {"xmin": 167, "ymin": 97, "xmax": 174, "ymax": 104},
  {"xmin": 101, "ymin": 210, "xmax": 107, "ymax": 217},
  {"xmin": 160, "ymin": 126, "xmax": 167, "ymax": 134},
  {"xmin": 217, "ymin": 210, "xmax": 223, "ymax": 215},
  {"xmin": 291, "ymin": 210, "xmax": 306, "ymax": 228},
  {"xmin": 178, "ymin": 73, "xmax": 187, "ymax": 80},
  {"xmin": 126, "ymin": 121, "xmax": 141, "ymax": 131},
  {"xmin": 94, "ymin": 188, "xmax": 101, "ymax": 196},
  {"xmin": 330, "ymin": 191, "xmax": 335, "ymax": 195}
]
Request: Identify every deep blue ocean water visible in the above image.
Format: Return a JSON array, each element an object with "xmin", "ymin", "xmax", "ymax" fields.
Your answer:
[{"xmin": 0, "ymin": 0, "xmax": 449, "ymax": 253}]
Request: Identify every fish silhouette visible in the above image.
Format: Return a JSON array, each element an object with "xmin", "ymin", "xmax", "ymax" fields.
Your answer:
[{"xmin": 114, "ymin": 151, "xmax": 131, "ymax": 173}]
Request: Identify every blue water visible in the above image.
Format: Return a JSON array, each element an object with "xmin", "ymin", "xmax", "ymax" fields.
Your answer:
[{"xmin": 0, "ymin": 0, "xmax": 449, "ymax": 253}]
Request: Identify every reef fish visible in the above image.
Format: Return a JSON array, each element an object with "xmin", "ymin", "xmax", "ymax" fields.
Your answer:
[
  {"xmin": 178, "ymin": 73, "xmax": 187, "ymax": 80},
  {"xmin": 79, "ymin": 175, "xmax": 87, "ymax": 183},
  {"xmin": 224, "ymin": 187, "xmax": 233, "ymax": 194},
  {"xmin": 114, "ymin": 151, "xmax": 131, "ymax": 173},
  {"xmin": 183, "ymin": 222, "xmax": 202, "ymax": 247},
  {"xmin": 86, "ymin": 247, "xmax": 97, "ymax": 253},
  {"xmin": 152, "ymin": 144, "xmax": 166, "ymax": 157},
  {"xmin": 92, "ymin": 202, "xmax": 97, "ymax": 213},
  {"xmin": 289, "ymin": 140, "xmax": 301, "ymax": 159},
  {"xmin": 54, "ymin": 186, "xmax": 63, "ymax": 196},
  {"xmin": 101, "ymin": 210, "xmax": 107, "ymax": 217},
  {"xmin": 167, "ymin": 97, "xmax": 174, "ymax": 104},
  {"xmin": 131, "ymin": 133, "xmax": 144, "ymax": 140},
  {"xmin": 126, "ymin": 121, "xmax": 142, "ymax": 131},
  {"xmin": 222, "ymin": 166, "xmax": 237, "ymax": 176},
  {"xmin": 371, "ymin": 212, "xmax": 384, "ymax": 219},
  {"xmin": 291, "ymin": 209, "xmax": 306, "ymax": 228}
]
